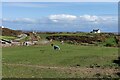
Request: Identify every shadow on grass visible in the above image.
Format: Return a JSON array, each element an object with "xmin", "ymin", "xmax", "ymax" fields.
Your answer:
[
  {"xmin": 113, "ymin": 57, "xmax": 120, "ymax": 77},
  {"xmin": 113, "ymin": 57, "xmax": 120, "ymax": 66}
]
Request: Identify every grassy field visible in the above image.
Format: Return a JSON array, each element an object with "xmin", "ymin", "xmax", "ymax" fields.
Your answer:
[{"xmin": 2, "ymin": 41, "xmax": 119, "ymax": 78}]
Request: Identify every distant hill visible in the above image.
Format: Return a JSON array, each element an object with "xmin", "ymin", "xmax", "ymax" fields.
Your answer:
[{"xmin": 0, "ymin": 27, "xmax": 22, "ymax": 36}]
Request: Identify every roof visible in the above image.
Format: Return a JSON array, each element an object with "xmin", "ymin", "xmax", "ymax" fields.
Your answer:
[{"xmin": 93, "ymin": 29, "xmax": 100, "ymax": 32}]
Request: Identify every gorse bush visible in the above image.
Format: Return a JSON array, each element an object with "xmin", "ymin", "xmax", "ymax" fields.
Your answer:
[{"xmin": 104, "ymin": 37, "xmax": 117, "ymax": 47}]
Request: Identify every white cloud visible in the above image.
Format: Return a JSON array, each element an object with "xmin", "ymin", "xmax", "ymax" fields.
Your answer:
[
  {"xmin": 79, "ymin": 15, "xmax": 117, "ymax": 24},
  {"xmin": 2, "ymin": 14, "xmax": 117, "ymax": 24},
  {"xmin": 99, "ymin": 16, "xmax": 117, "ymax": 21},
  {"xmin": 52, "ymin": 19, "xmax": 58, "ymax": 22},
  {"xmin": 2, "ymin": 14, "xmax": 118, "ymax": 31},
  {"xmin": 80, "ymin": 15, "xmax": 98, "ymax": 22},
  {"xmin": 48, "ymin": 14, "xmax": 117, "ymax": 24},
  {"xmin": 49, "ymin": 14, "xmax": 77, "ymax": 21},
  {"xmin": 2, "ymin": 18, "xmax": 12, "ymax": 22},
  {"xmin": 2, "ymin": 14, "xmax": 118, "ymax": 32},
  {"xmin": 2, "ymin": 14, "xmax": 117, "ymax": 27},
  {"xmin": 13, "ymin": 18, "xmax": 36, "ymax": 23},
  {"xmin": 3, "ymin": 18, "xmax": 37, "ymax": 24}
]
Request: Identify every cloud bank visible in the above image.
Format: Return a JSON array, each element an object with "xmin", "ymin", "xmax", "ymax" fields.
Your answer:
[{"xmin": 2, "ymin": 14, "xmax": 118, "ymax": 32}]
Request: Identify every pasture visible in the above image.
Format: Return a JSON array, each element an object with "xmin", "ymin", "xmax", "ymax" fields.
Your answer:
[{"xmin": 2, "ymin": 41, "xmax": 119, "ymax": 78}]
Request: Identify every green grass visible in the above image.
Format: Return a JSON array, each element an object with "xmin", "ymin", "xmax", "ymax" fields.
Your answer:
[
  {"xmin": 2, "ymin": 42, "xmax": 119, "ymax": 78},
  {"xmin": 38, "ymin": 33, "xmax": 52, "ymax": 39},
  {"xmin": 103, "ymin": 37, "xmax": 117, "ymax": 47},
  {"xmin": 51, "ymin": 33, "xmax": 95, "ymax": 36},
  {"xmin": 2, "ymin": 43, "xmax": 118, "ymax": 66},
  {"xmin": 3, "ymin": 65, "xmax": 83, "ymax": 78},
  {"xmin": 0, "ymin": 36, "xmax": 16, "ymax": 40}
]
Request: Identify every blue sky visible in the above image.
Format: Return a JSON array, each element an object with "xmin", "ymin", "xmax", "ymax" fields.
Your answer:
[{"xmin": 2, "ymin": 2, "xmax": 118, "ymax": 32}]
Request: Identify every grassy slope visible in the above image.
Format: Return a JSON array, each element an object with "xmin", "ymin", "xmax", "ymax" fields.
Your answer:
[
  {"xmin": 2, "ymin": 42, "xmax": 119, "ymax": 78},
  {"xmin": 0, "ymin": 36, "xmax": 16, "ymax": 40}
]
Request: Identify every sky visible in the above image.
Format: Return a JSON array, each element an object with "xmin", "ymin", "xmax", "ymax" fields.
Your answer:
[
  {"xmin": 1, "ymin": 0, "xmax": 119, "ymax": 2},
  {"xmin": 1, "ymin": 2, "xmax": 118, "ymax": 32}
]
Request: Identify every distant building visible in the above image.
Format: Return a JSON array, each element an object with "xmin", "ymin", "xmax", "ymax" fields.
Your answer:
[
  {"xmin": 32, "ymin": 31, "xmax": 36, "ymax": 34},
  {"xmin": 91, "ymin": 29, "xmax": 101, "ymax": 33},
  {"xmin": 1, "ymin": 26, "xmax": 4, "ymax": 28}
]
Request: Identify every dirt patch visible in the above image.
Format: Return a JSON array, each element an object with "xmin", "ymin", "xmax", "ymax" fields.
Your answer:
[{"xmin": 3, "ymin": 63, "xmax": 119, "ymax": 78}]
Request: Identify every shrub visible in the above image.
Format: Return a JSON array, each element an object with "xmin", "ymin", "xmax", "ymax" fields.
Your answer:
[
  {"xmin": 105, "ymin": 43, "xmax": 114, "ymax": 47},
  {"xmin": 104, "ymin": 37, "xmax": 117, "ymax": 47}
]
